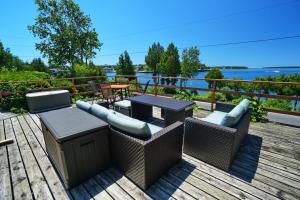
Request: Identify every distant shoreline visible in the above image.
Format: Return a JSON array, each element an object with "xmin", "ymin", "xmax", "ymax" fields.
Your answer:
[{"xmin": 263, "ymin": 66, "xmax": 300, "ymax": 68}]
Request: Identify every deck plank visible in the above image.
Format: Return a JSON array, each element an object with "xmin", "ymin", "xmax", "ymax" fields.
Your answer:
[
  {"xmin": 105, "ymin": 168, "xmax": 153, "ymax": 200},
  {"xmin": 83, "ymin": 177, "xmax": 113, "ymax": 200},
  {"xmin": 3, "ymin": 118, "xmax": 33, "ymax": 200},
  {"xmin": 23, "ymin": 114, "xmax": 46, "ymax": 151},
  {"xmin": 1, "ymin": 111, "xmax": 300, "ymax": 200},
  {"xmin": 183, "ymin": 155, "xmax": 296, "ymax": 200},
  {"xmin": 17, "ymin": 115, "xmax": 71, "ymax": 200},
  {"xmin": 10, "ymin": 117, "xmax": 54, "ymax": 200},
  {"xmin": 94, "ymin": 173, "xmax": 134, "ymax": 200},
  {"xmin": 0, "ymin": 120, "xmax": 13, "ymax": 200}
]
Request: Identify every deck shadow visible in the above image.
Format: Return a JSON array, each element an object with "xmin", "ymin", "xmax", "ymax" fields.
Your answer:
[
  {"xmin": 229, "ymin": 134, "xmax": 263, "ymax": 182},
  {"xmin": 145, "ymin": 161, "xmax": 196, "ymax": 199}
]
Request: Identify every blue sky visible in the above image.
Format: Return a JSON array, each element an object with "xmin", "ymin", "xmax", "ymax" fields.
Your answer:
[{"xmin": 0, "ymin": 0, "xmax": 299, "ymax": 67}]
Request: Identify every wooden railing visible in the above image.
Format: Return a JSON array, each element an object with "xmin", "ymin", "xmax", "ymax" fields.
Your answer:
[{"xmin": 1, "ymin": 74, "xmax": 300, "ymax": 116}]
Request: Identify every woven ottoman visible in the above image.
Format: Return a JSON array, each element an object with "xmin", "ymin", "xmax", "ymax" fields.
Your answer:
[
  {"xmin": 39, "ymin": 107, "xmax": 110, "ymax": 188},
  {"xmin": 114, "ymin": 100, "xmax": 131, "ymax": 116}
]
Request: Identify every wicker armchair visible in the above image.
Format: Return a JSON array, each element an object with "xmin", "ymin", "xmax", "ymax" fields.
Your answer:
[
  {"xmin": 183, "ymin": 102, "xmax": 252, "ymax": 171},
  {"xmin": 109, "ymin": 121, "xmax": 184, "ymax": 190}
]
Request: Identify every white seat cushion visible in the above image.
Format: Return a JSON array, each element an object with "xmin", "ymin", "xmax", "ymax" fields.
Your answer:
[{"xmin": 114, "ymin": 100, "xmax": 131, "ymax": 108}]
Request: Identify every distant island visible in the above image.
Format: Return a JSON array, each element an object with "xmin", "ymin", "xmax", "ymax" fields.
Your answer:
[
  {"xmin": 214, "ymin": 66, "xmax": 248, "ymax": 69},
  {"xmin": 263, "ymin": 66, "xmax": 300, "ymax": 68}
]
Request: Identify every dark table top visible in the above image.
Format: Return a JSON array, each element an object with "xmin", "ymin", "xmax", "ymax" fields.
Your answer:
[
  {"xmin": 128, "ymin": 94, "xmax": 194, "ymax": 111},
  {"xmin": 39, "ymin": 107, "xmax": 108, "ymax": 143}
]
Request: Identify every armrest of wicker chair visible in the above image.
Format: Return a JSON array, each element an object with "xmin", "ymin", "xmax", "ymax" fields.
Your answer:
[
  {"xmin": 215, "ymin": 102, "xmax": 236, "ymax": 112},
  {"xmin": 183, "ymin": 117, "xmax": 238, "ymax": 171},
  {"xmin": 109, "ymin": 121, "xmax": 184, "ymax": 190}
]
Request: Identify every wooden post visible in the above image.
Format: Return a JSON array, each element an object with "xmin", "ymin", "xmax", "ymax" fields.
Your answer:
[
  {"xmin": 210, "ymin": 80, "xmax": 216, "ymax": 111},
  {"xmin": 154, "ymin": 76, "xmax": 158, "ymax": 96},
  {"xmin": 179, "ymin": 78, "xmax": 183, "ymax": 91},
  {"xmin": 0, "ymin": 91, "xmax": 2, "ymax": 105}
]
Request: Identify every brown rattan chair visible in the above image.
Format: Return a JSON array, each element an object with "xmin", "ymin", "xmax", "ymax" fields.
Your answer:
[
  {"xmin": 109, "ymin": 121, "xmax": 184, "ymax": 190},
  {"xmin": 99, "ymin": 83, "xmax": 118, "ymax": 104},
  {"xmin": 183, "ymin": 102, "xmax": 252, "ymax": 171}
]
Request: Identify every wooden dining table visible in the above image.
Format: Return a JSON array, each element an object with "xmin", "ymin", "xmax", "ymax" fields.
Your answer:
[{"xmin": 109, "ymin": 84, "xmax": 129, "ymax": 99}]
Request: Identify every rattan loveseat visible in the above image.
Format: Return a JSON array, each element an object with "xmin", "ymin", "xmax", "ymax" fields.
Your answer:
[
  {"xmin": 110, "ymin": 121, "xmax": 184, "ymax": 190},
  {"xmin": 183, "ymin": 102, "xmax": 252, "ymax": 171}
]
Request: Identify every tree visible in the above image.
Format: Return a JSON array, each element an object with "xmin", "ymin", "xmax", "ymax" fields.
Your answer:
[
  {"xmin": 205, "ymin": 68, "xmax": 224, "ymax": 89},
  {"xmin": 28, "ymin": 0, "xmax": 102, "ymax": 77},
  {"xmin": 0, "ymin": 41, "xmax": 24, "ymax": 70},
  {"xmin": 30, "ymin": 58, "xmax": 49, "ymax": 73},
  {"xmin": 181, "ymin": 47, "xmax": 200, "ymax": 86},
  {"xmin": 145, "ymin": 42, "xmax": 164, "ymax": 81},
  {"xmin": 116, "ymin": 51, "xmax": 135, "ymax": 78},
  {"xmin": 157, "ymin": 43, "xmax": 181, "ymax": 85}
]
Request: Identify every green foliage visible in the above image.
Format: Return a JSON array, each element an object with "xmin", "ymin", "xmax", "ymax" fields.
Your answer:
[
  {"xmin": 116, "ymin": 51, "xmax": 135, "ymax": 78},
  {"xmin": 0, "ymin": 71, "xmax": 79, "ymax": 113},
  {"xmin": 0, "ymin": 70, "xmax": 50, "ymax": 81},
  {"xmin": 0, "ymin": 71, "xmax": 52, "ymax": 112},
  {"xmin": 145, "ymin": 42, "xmax": 164, "ymax": 76},
  {"xmin": 232, "ymin": 97, "xmax": 266, "ymax": 122},
  {"xmin": 75, "ymin": 64, "xmax": 106, "ymax": 77},
  {"xmin": 30, "ymin": 58, "xmax": 50, "ymax": 73},
  {"xmin": 157, "ymin": 43, "xmax": 181, "ymax": 85},
  {"xmin": 205, "ymin": 68, "xmax": 224, "ymax": 89},
  {"xmin": 28, "ymin": 0, "xmax": 102, "ymax": 76},
  {"xmin": 261, "ymin": 99, "xmax": 292, "ymax": 111},
  {"xmin": 10, "ymin": 107, "xmax": 27, "ymax": 114},
  {"xmin": 173, "ymin": 91, "xmax": 202, "ymax": 110},
  {"xmin": 181, "ymin": 47, "xmax": 200, "ymax": 79},
  {"xmin": 0, "ymin": 41, "xmax": 26, "ymax": 70}
]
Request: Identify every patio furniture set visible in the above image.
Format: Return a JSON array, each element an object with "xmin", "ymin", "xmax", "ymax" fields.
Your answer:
[{"xmin": 26, "ymin": 87, "xmax": 252, "ymax": 190}]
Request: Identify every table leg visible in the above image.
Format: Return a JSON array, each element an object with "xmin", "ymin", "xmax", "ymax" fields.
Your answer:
[
  {"xmin": 164, "ymin": 109, "xmax": 185, "ymax": 126},
  {"xmin": 131, "ymin": 102, "xmax": 152, "ymax": 120}
]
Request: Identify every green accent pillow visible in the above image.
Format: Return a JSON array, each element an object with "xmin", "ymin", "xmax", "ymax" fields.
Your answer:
[
  {"xmin": 107, "ymin": 111, "xmax": 151, "ymax": 139},
  {"xmin": 76, "ymin": 100, "xmax": 91, "ymax": 113}
]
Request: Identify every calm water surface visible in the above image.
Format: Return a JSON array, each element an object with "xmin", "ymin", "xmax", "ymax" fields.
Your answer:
[{"xmin": 108, "ymin": 68, "xmax": 300, "ymax": 89}]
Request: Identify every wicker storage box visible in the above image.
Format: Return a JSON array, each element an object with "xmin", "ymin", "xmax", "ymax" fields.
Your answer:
[
  {"xmin": 40, "ymin": 107, "xmax": 110, "ymax": 188},
  {"xmin": 26, "ymin": 90, "xmax": 70, "ymax": 113}
]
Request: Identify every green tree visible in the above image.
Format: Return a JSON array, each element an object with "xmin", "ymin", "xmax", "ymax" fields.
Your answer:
[
  {"xmin": 181, "ymin": 47, "xmax": 200, "ymax": 86},
  {"xmin": 205, "ymin": 68, "xmax": 224, "ymax": 89},
  {"xmin": 30, "ymin": 58, "xmax": 50, "ymax": 73},
  {"xmin": 116, "ymin": 51, "xmax": 135, "ymax": 77},
  {"xmin": 28, "ymin": 0, "xmax": 102, "ymax": 77},
  {"xmin": 0, "ymin": 41, "xmax": 24, "ymax": 70},
  {"xmin": 145, "ymin": 42, "xmax": 164, "ymax": 78},
  {"xmin": 157, "ymin": 43, "xmax": 181, "ymax": 85}
]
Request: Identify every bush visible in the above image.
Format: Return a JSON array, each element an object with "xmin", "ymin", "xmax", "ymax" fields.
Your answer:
[{"xmin": 261, "ymin": 99, "xmax": 292, "ymax": 111}]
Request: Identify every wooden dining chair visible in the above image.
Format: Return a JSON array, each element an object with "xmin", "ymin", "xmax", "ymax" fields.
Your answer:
[{"xmin": 99, "ymin": 83, "xmax": 117, "ymax": 104}]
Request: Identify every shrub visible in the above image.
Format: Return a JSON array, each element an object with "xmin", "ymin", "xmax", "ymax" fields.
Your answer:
[{"xmin": 261, "ymin": 99, "xmax": 292, "ymax": 111}]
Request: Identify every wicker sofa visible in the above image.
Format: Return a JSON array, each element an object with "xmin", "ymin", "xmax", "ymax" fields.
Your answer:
[
  {"xmin": 76, "ymin": 100, "xmax": 184, "ymax": 190},
  {"xmin": 183, "ymin": 102, "xmax": 252, "ymax": 171}
]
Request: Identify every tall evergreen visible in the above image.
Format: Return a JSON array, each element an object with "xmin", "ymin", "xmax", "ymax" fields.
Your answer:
[{"xmin": 157, "ymin": 43, "xmax": 181, "ymax": 85}]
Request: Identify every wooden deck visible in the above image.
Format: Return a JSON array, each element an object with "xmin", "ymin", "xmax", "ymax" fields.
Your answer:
[{"xmin": 0, "ymin": 110, "xmax": 300, "ymax": 200}]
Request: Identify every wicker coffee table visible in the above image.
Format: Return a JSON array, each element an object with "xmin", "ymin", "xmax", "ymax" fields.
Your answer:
[
  {"xmin": 39, "ymin": 107, "xmax": 110, "ymax": 188},
  {"xmin": 128, "ymin": 94, "xmax": 194, "ymax": 126}
]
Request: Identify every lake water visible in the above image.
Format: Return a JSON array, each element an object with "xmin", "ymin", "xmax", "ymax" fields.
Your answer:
[{"xmin": 107, "ymin": 68, "xmax": 300, "ymax": 89}]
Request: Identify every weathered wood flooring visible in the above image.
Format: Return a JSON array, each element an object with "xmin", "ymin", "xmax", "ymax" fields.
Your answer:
[{"xmin": 0, "ymin": 110, "xmax": 300, "ymax": 200}]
